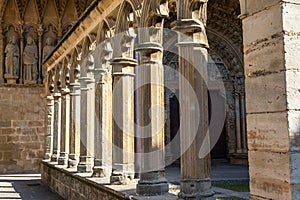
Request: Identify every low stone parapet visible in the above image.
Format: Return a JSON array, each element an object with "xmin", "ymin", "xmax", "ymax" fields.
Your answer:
[{"xmin": 41, "ymin": 161, "xmax": 178, "ymax": 200}]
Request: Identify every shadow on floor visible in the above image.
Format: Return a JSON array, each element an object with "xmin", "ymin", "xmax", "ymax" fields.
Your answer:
[{"xmin": 0, "ymin": 174, "xmax": 62, "ymax": 200}]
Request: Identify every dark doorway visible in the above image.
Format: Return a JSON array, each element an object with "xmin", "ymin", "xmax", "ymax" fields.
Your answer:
[{"xmin": 170, "ymin": 94, "xmax": 180, "ymax": 140}]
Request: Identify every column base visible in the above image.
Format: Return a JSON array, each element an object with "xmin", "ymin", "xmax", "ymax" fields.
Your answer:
[
  {"xmin": 4, "ymin": 74, "xmax": 18, "ymax": 84},
  {"xmin": 24, "ymin": 80, "xmax": 36, "ymax": 85},
  {"xmin": 44, "ymin": 153, "xmax": 51, "ymax": 161},
  {"xmin": 178, "ymin": 178, "xmax": 214, "ymax": 200},
  {"xmin": 92, "ymin": 166, "xmax": 112, "ymax": 178},
  {"xmin": 68, "ymin": 154, "xmax": 79, "ymax": 168},
  {"xmin": 110, "ymin": 163, "xmax": 134, "ymax": 185},
  {"xmin": 58, "ymin": 152, "xmax": 69, "ymax": 166},
  {"xmin": 77, "ymin": 156, "xmax": 93, "ymax": 173},
  {"xmin": 137, "ymin": 171, "xmax": 169, "ymax": 196},
  {"xmin": 50, "ymin": 151, "xmax": 59, "ymax": 163}
]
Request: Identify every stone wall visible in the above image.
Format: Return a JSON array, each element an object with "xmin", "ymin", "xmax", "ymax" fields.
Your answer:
[
  {"xmin": 0, "ymin": 85, "xmax": 45, "ymax": 173},
  {"xmin": 41, "ymin": 162, "xmax": 131, "ymax": 200}
]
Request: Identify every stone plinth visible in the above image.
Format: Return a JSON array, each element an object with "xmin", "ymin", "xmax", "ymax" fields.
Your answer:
[{"xmin": 4, "ymin": 74, "xmax": 18, "ymax": 84}]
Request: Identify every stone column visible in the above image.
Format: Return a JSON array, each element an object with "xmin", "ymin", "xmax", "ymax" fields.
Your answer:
[
  {"xmin": 164, "ymin": 88, "xmax": 174, "ymax": 165},
  {"xmin": 234, "ymin": 92, "xmax": 242, "ymax": 154},
  {"xmin": 77, "ymin": 74, "xmax": 95, "ymax": 173},
  {"xmin": 58, "ymin": 89, "xmax": 70, "ymax": 166},
  {"xmin": 110, "ymin": 58, "xmax": 136, "ymax": 184},
  {"xmin": 44, "ymin": 95, "xmax": 54, "ymax": 160},
  {"xmin": 92, "ymin": 68, "xmax": 113, "ymax": 177},
  {"xmin": 50, "ymin": 93, "xmax": 61, "ymax": 162},
  {"xmin": 68, "ymin": 82, "xmax": 81, "ymax": 168},
  {"xmin": 135, "ymin": 41, "xmax": 169, "ymax": 195},
  {"xmin": 175, "ymin": 17, "xmax": 214, "ymax": 200},
  {"xmin": 37, "ymin": 24, "xmax": 43, "ymax": 84},
  {"xmin": 242, "ymin": 1, "xmax": 300, "ymax": 199},
  {"xmin": 19, "ymin": 23, "xmax": 24, "ymax": 84},
  {"xmin": 240, "ymin": 91, "xmax": 247, "ymax": 153}
]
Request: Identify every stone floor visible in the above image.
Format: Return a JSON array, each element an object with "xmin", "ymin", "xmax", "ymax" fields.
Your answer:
[
  {"xmin": 0, "ymin": 174, "xmax": 62, "ymax": 200},
  {"xmin": 0, "ymin": 160, "xmax": 249, "ymax": 200}
]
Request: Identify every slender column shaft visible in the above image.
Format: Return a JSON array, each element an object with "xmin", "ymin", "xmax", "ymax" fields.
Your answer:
[
  {"xmin": 58, "ymin": 91, "xmax": 70, "ymax": 166},
  {"xmin": 19, "ymin": 28, "xmax": 24, "ymax": 84},
  {"xmin": 68, "ymin": 83, "xmax": 81, "ymax": 168},
  {"xmin": 240, "ymin": 92, "xmax": 247, "ymax": 153},
  {"xmin": 136, "ymin": 46, "xmax": 169, "ymax": 195},
  {"xmin": 110, "ymin": 62, "xmax": 136, "ymax": 185},
  {"xmin": 234, "ymin": 92, "xmax": 242, "ymax": 154},
  {"xmin": 77, "ymin": 77, "xmax": 95, "ymax": 172},
  {"xmin": 44, "ymin": 95, "xmax": 54, "ymax": 160},
  {"xmin": 37, "ymin": 25, "xmax": 43, "ymax": 84},
  {"xmin": 93, "ymin": 71, "xmax": 113, "ymax": 177},
  {"xmin": 51, "ymin": 93, "xmax": 61, "ymax": 162}
]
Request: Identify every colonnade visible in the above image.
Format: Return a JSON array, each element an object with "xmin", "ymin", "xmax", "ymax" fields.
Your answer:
[{"xmin": 44, "ymin": 0, "xmax": 214, "ymax": 198}]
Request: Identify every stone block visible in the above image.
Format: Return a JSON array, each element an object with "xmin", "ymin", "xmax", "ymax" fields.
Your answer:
[
  {"xmin": 247, "ymin": 112, "xmax": 290, "ymax": 152},
  {"xmin": 12, "ymin": 121, "xmax": 28, "ymax": 127},
  {"xmin": 245, "ymin": 72, "xmax": 287, "ymax": 113},
  {"xmin": 244, "ymin": 36, "xmax": 284, "ymax": 76},
  {"xmin": 0, "ymin": 136, "xmax": 7, "ymax": 143},
  {"xmin": 20, "ymin": 136, "xmax": 31, "ymax": 142},
  {"xmin": 7, "ymin": 136, "xmax": 19, "ymax": 143},
  {"xmin": 28, "ymin": 121, "xmax": 44, "ymax": 127},
  {"xmin": 286, "ymin": 71, "xmax": 300, "ymax": 110},
  {"xmin": 245, "ymin": 0, "xmax": 281, "ymax": 17},
  {"xmin": 282, "ymin": 3, "xmax": 300, "ymax": 32},
  {"xmin": 0, "ymin": 121, "xmax": 11, "ymax": 128},
  {"xmin": 284, "ymin": 35, "xmax": 300, "ymax": 71},
  {"xmin": 243, "ymin": 3, "xmax": 282, "ymax": 46},
  {"xmin": 249, "ymin": 150, "xmax": 293, "ymax": 199},
  {"xmin": 0, "ymin": 144, "xmax": 15, "ymax": 151}
]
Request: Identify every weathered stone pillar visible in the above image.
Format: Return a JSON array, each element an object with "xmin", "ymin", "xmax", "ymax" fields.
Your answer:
[
  {"xmin": 175, "ymin": 0, "xmax": 214, "ymax": 198},
  {"xmin": 50, "ymin": 93, "xmax": 61, "ymax": 162},
  {"xmin": 242, "ymin": 1, "xmax": 300, "ymax": 199},
  {"xmin": 93, "ymin": 67, "xmax": 113, "ymax": 177},
  {"xmin": 44, "ymin": 95, "xmax": 54, "ymax": 160},
  {"xmin": 135, "ymin": 31, "xmax": 169, "ymax": 195},
  {"xmin": 110, "ymin": 58, "xmax": 136, "ymax": 184},
  {"xmin": 77, "ymin": 71, "xmax": 95, "ymax": 172},
  {"xmin": 68, "ymin": 82, "xmax": 81, "ymax": 168},
  {"xmin": 58, "ymin": 89, "xmax": 70, "ymax": 166}
]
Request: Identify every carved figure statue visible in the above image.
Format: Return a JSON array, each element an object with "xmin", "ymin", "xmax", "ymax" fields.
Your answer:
[
  {"xmin": 23, "ymin": 36, "xmax": 38, "ymax": 82},
  {"xmin": 5, "ymin": 36, "xmax": 19, "ymax": 77},
  {"xmin": 43, "ymin": 37, "xmax": 55, "ymax": 61},
  {"xmin": 42, "ymin": 37, "xmax": 55, "ymax": 78}
]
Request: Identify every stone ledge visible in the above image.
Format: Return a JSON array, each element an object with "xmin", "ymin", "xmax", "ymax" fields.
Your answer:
[{"xmin": 41, "ymin": 161, "xmax": 178, "ymax": 200}]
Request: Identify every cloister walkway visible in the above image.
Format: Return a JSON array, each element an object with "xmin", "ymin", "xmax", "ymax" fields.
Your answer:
[{"xmin": 0, "ymin": 161, "xmax": 249, "ymax": 200}]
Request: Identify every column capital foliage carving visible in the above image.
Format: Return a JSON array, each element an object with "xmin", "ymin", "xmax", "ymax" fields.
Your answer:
[
  {"xmin": 136, "ymin": 0, "xmax": 169, "ymax": 54},
  {"xmin": 175, "ymin": 0, "xmax": 209, "ymax": 47}
]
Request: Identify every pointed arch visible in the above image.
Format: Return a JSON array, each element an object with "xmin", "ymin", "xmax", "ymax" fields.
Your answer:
[
  {"xmin": 140, "ymin": 0, "xmax": 168, "ymax": 27},
  {"xmin": 96, "ymin": 20, "xmax": 111, "ymax": 44}
]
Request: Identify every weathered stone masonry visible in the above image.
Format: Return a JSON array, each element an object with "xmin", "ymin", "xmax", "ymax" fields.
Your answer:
[{"xmin": 0, "ymin": 85, "xmax": 45, "ymax": 173}]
